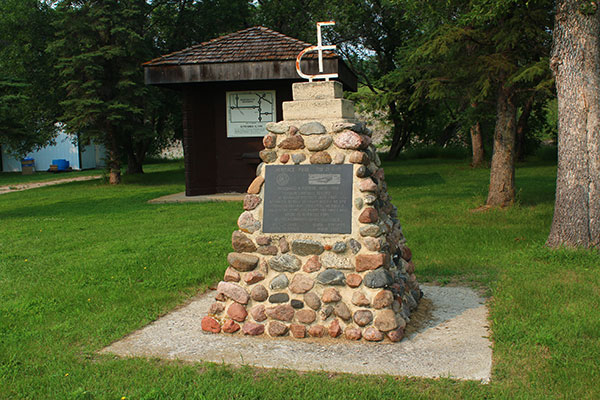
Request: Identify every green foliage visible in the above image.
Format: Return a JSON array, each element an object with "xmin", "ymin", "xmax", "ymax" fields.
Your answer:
[{"xmin": 0, "ymin": 0, "xmax": 60, "ymax": 156}]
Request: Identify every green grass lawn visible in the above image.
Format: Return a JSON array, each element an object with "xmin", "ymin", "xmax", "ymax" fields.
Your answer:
[{"xmin": 1, "ymin": 159, "xmax": 598, "ymax": 399}]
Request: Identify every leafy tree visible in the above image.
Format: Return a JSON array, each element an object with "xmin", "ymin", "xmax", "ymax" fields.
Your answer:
[
  {"xmin": 412, "ymin": 0, "xmax": 554, "ymax": 206},
  {"xmin": 0, "ymin": 0, "xmax": 59, "ymax": 156},
  {"xmin": 547, "ymin": 0, "xmax": 600, "ymax": 248}
]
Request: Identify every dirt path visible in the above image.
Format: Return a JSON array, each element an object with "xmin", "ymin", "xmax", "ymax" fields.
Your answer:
[{"xmin": 0, "ymin": 175, "xmax": 102, "ymax": 195}]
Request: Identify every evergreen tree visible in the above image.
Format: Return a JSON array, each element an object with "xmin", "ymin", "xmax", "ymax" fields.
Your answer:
[
  {"xmin": 50, "ymin": 0, "xmax": 152, "ymax": 183},
  {"xmin": 0, "ymin": 0, "xmax": 59, "ymax": 156}
]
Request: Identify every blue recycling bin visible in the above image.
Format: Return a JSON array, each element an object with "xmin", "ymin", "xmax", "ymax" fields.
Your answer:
[{"xmin": 52, "ymin": 159, "xmax": 69, "ymax": 171}]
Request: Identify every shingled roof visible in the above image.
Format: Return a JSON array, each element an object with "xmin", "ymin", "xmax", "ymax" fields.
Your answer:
[{"xmin": 144, "ymin": 26, "xmax": 337, "ymax": 66}]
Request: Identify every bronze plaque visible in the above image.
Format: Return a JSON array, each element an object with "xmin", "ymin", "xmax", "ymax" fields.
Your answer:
[{"xmin": 263, "ymin": 164, "xmax": 353, "ymax": 233}]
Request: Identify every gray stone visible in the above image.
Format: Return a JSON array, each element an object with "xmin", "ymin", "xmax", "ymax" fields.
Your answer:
[
  {"xmin": 270, "ymin": 274, "xmax": 289, "ymax": 290},
  {"xmin": 320, "ymin": 305, "xmax": 334, "ymax": 320},
  {"xmin": 332, "ymin": 241, "xmax": 347, "ymax": 253},
  {"xmin": 291, "ymin": 299, "xmax": 304, "ymax": 309},
  {"xmin": 269, "ymin": 293, "xmax": 290, "ymax": 303},
  {"xmin": 400, "ymin": 301, "xmax": 411, "ymax": 321},
  {"xmin": 291, "ymin": 239, "xmax": 324, "ymax": 256},
  {"xmin": 404, "ymin": 292, "xmax": 418, "ymax": 311},
  {"xmin": 268, "ymin": 254, "xmax": 301, "ymax": 272},
  {"xmin": 354, "ymin": 197, "xmax": 364, "ymax": 210},
  {"xmin": 299, "ymin": 121, "xmax": 326, "ymax": 135},
  {"xmin": 316, "ymin": 269, "xmax": 346, "ymax": 285},
  {"xmin": 256, "ymin": 162, "xmax": 264, "ymax": 177},
  {"xmin": 291, "ymin": 153, "xmax": 306, "ymax": 164},
  {"xmin": 411, "ymin": 288, "xmax": 423, "ymax": 302},
  {"xmin": 356, "ymin": 165, "xmax": 370, "ymax": 178},
  {"xmin": 348, "ymin": 239, "xmax": 361, "ymax": 254},
  {"xmin": 266, "ymin": 121, "xmax": 290, "ymax": 134},
  {"xmin": 332, "ymin": 121, "xmax": 365, "ymax": 134},
  {"xmin": 364, "ymin": 194, "xmax": 377, "ymax": 204},
  {"xmin": 359, "ymin": 224, "xmax": 382, "ymax": 237},
  {"xmin": 237, "ymin": 212, "xmax": 261, "ymax": 233},
  {"xmin": 305, "ymin": 135, "xmax": 333, "ymax": 151},
  {"xmin": 364, "ymin": 269, "xmax": 394, "ymax": 288},
  {"xmin": 374, "ymin": 152, "xmax": 382, "ymax": 166},
  {"xmin": 259, "ymin": 150, "xmax": 277, "ymax": 163},
  {"xmin": 304, "ymin": 292, "xmax": 321, "ymax": 310}
]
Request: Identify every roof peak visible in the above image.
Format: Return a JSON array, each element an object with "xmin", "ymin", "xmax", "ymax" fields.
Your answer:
[{"xmin": 144, "ymin": 25, "xmax": 335, "ymax": 67}]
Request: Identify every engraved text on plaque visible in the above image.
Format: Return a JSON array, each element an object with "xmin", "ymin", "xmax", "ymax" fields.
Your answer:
[{"xmin": 263, "ymin": 164, "xmax": 353, "ymax": 234}]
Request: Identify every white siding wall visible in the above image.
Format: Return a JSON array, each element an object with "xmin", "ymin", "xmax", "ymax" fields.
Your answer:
[{"xmin": 1, "ymin": 132, "xmax": 105, "ymax": 172}]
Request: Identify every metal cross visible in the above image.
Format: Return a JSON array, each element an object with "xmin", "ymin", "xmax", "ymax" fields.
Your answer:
[{"xmin": 296, "ymin": 21, "xmax": 339, "ymax": 82}]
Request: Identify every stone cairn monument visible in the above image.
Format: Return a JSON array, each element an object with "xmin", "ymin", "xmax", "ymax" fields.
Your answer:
[{"xmin": 202, "ymin": 81, "xmax": 421, "ymax": 341}]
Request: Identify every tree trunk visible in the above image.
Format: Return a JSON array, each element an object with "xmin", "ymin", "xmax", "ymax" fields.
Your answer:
[
  {"xmin": 515, "ymin": 96, "xmax": 534, "ymax": 161},
  {"xmin": 387, "ymin": 101, "xmax": 410, "ymax": 159},
  {"xmin": 486, "ymin": 85, "xmax": 517, "ymax": 207},
  {"xmin": 547, "ymin": 0, "xmax": 600, "ymax": 248},
  {"xmin": 436, "ymin": 121, "xmax": 459, "ymax": 147},
  {"xmin": 127, "ymin": 154, "xmax": 144, "ymax": 174},
  {"xmin": 107, "ymin": 123, "xmax": 121, "ymax": 184},
  {"xmin": 470, "ymin": 121, "xmax": 485, "ymax": 167}
]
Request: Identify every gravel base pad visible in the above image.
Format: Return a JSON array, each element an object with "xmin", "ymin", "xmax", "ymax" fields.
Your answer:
[{"xmin": 100, "ymin": 284, "xmax": 492, "ymax": 382}]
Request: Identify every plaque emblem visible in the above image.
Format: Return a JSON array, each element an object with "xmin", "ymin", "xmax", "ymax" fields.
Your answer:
[{"xmin": 276, "ymin": 172, "xmax": 290, "ymax": 186}]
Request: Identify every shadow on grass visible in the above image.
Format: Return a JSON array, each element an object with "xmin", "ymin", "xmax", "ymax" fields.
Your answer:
[
  {"xmin": 516, "ymin": 176, "xmax": 556, "ymax": 206},
  {"xmin": 0, "ymin": 193, "xmax": 162, "ymax": 220},
  {"xmin": 385, "ymin": 173, "xmax": 446, "ymax": 188},
  {"xmin": 122, "ymin": 169, "xmax": 185, "ymax": 186}
]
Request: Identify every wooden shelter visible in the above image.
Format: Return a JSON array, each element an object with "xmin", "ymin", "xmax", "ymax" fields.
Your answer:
[{"xmin": 143, "ymin": 26, "xmax": 357, "ymax": 195}]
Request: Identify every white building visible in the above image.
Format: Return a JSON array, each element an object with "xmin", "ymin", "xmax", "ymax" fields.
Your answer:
[{"xmin": 1, "ymin": 130, "xmax": 105, "ymax": 172}]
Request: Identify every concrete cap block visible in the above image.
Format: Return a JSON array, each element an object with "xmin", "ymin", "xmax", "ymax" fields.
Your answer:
[
  {"xmin": 283, "ymin": 98, "xmax": 355, "ymax": 120},
  {"xmin": 292, "ymin": 81, "xmax": 344, "ymax": 100}
]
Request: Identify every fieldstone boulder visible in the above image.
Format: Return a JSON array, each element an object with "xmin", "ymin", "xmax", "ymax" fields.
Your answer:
[
  {"xmin": 242, "ymin": 322, "xmax": 265, "ymax": 336},
  {"xmin": 316, "ymin": 269, "xmax": 345, "ymax": 285},
  {"xmin": 364, "ymin": 269, "xmax": 394, "ymax": 289},
  {"xmin": 299, "ymin": 121, "xmax": 326, "ymax": 135},
  {"xmin": 269, "ymin": 254, "xmax": 301, "ymax": 272},
  {"xmin": 217, "ymin": 281, "xmax": 249, "ymax": 304},
  {"xmin": 291, "ymin": 239, "xmax": 324, "ymax": 256},
  {"xmin": 266, "ymin": 304, "xmax": 295, "ymax": 321},
  {"xmin": 250, "ymin": 285, "xmax": 268, "ymax": 302},
  {"xmin": 227, "ymin": 252, "xmax": 259, "ymax": 272},
  {"xmin": 231, "ymin": 231, "xmax": 257, "ymax": 252},
  {"xmin": 289, "ymin": 274, "xmax": 314, "ymax": 294}
]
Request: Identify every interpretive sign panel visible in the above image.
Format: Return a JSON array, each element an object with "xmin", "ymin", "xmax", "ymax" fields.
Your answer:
[
  {"xmin": 263, "ymin": 164, "xmax": 353, "ymax": 234},
  {"xmin": 226, "ymin": 90, "xmax": 275, "ymax": 138}
]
